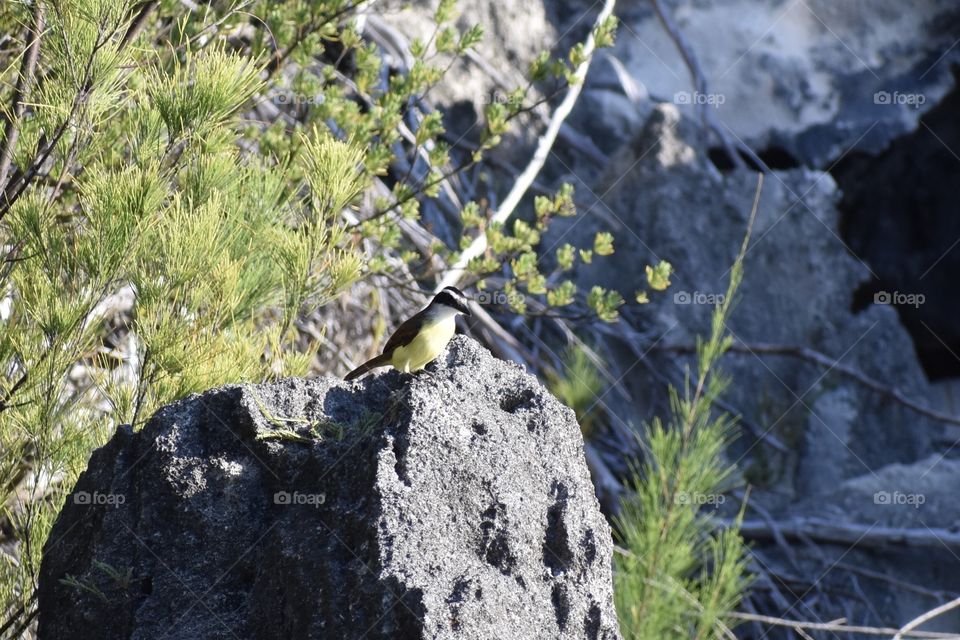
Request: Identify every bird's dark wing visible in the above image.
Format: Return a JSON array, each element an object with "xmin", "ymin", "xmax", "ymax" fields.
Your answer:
[{"xmin": 380, "ymin": 308, "xmax": 429, "ymax": 357}]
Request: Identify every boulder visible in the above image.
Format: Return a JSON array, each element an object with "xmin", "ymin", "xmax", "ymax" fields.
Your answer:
[
  {"xmin": 568, "ymin": 0, "xmax": 960, "ymax": 166},
  {"xmin": 546, "ymin": 102, "xmax": 959, "ymax": 630},
  {"xmin": 552, "ymin": 104, "xmax": 944, "ymax": 490},
  {"xmin": 37, "ymin": 336, "xmax": 621, "ymax": 640}
]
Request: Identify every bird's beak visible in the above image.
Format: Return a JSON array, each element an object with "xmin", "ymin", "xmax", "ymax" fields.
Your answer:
[{"xmin": 459, "ymin": 299, "xmax": 472, "ymax": 316}]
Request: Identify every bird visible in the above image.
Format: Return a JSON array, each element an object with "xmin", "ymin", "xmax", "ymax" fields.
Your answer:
[{"xmin": 344, "ymin": 286, "xmax": 472, "ymax": 381}]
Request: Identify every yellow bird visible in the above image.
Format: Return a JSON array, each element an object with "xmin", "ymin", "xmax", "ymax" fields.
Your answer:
[{"xmin": 344, "ymin": 286, "xmax": 471, "ymax": 381}]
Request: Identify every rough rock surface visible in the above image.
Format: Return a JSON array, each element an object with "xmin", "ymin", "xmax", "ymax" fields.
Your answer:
[
  {"xmin": 547, "ymin": 102, "xmax": 958, "ymax": 627},
  {"xmin": 566, "ymin": 0, "xmax": 960, "ymax": 166},
  {"xmin": 558, "ymin": 103, "xmax": 943, "ymax": 485},
  {"xmin": 37, "ymin": 336, "xmax": 621, "ymax": 640}
]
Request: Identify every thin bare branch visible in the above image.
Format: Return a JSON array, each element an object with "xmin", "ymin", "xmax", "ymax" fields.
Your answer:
[
  {"xmin": 895, "ymin": 597, "xmax": 960, "ymax": 640},
  {"xmin": 649, "ymin": 0, "xmax": 767, "ymax": 171},
  {"xmin": 119, "ymin": 0, "xmax": 160, "ymax": 49},
  {"xmin": 657, "ymin": 340, "xmax": 960, "ymax": 427},
  {"xmin": 730, "ymin": 610, "xmax": 960, "ymax": 639},
  {"xmin": 435, "ymin": 0, "xmax": 618, "ymax": 292},
  {"xmin": 734, "ymin": 516, "xmax": 960, "ymax": 551},
  {"xmin": 0, "ymin": 0, "xmax": 46, "ymax": 192}
]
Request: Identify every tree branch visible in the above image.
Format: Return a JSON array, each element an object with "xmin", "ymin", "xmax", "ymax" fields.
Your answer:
[
  {"xmin": 895, "ymin": 597, "xmax": 960, "ymax": 640},
  {"xmin": 0, "ymin": 0, "xmax": 46, "ymax": 192},
  {"xmin": 733, "ymin": 516, "xmax": 960, "ymax": 551},
  {"xmin": 119, "ymin": 0, "xmax": 159, "ymax": 49},
  {"xmin": 728, "ymin": 610, "xmax": 960, "ymax": 639},
  {"xmin": 435, "ymin": 0, "xmax": 618, "ymax": 293},
  {"xmin": 656, "ymin": 340, "xmax": 960, "ymax": 428},
  {"xmin": 649, "ymin": 0, "xmax": 767, "ymax": 171}
]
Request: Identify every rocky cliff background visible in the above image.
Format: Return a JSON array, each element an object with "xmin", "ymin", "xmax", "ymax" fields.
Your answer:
[{"xmin": 358, "ymin": 0, "xmax": 960, "ymax": 634}]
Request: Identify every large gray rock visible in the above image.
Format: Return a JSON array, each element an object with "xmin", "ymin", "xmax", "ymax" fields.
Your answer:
[
  {"xmin": 548, "ymin": 102, "xmax": 959, "ymax": 631},
  {"xmin": 37, "ymin": 336, "xmax": 621, "ymax": 640},
  {"xmin": 570, "ymin": 0, "xmax": 960, "ymax": 166},
  {"xmin": 558, "ymin": 104, "xmax": 944, "ymax": 490}
]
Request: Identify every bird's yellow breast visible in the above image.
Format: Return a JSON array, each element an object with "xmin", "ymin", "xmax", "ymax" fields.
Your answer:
[{"xmin": 389, "ymin": 315, "xmax": 456, "ymax": 373}]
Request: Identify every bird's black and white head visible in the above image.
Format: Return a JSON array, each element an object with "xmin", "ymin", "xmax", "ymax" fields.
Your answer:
[{"xmin": 431, "ymin": 286, "xmax": 471, "ymax": 316}]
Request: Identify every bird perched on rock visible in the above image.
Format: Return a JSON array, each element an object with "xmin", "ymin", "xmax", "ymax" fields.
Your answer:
[{"xmin": 344, "ymin": 286, "xmax": 471, "ymax": 381}]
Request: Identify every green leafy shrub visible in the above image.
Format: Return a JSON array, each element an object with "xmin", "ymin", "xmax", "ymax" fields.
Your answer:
[{"xmin": 0, "ymin": 0, "xmax": 624, "ymax": 629}]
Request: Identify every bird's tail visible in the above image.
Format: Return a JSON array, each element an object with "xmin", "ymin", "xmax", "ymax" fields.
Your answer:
[{"xmin": 344, "ymin": 353, "xmax": 392, "ymax": 381}]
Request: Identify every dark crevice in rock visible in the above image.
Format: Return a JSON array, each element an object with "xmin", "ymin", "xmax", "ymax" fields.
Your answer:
[
  {"xmin": 447, "ymin": 576, "xmax": 471, "ymax": 604},
  {"xmin": 391, "ymin": 432, "xmax": 412, "ymax": 486},
  {"xmin": 835, "ymin": 67, "xmax": 960, "ymax": 380},
  {"xmin": 446, "ymin": 578, "xmax": 468, "ymax": 632},
  {"xmin": 551, "ymin": 583, "xmax": 570, "ymax": 630},
  {"xmin": 584, "ymin": 603, "xmax": 602, "ymax": 640},
  {"xmin": 477, "ymin": 501, "xmax": 516, "ymax": 575},
  {"xmin": 544, "ymin": 482, "xmax": 572, "ymax": 576},
  {"xmin": 500, "ymin": 386, "xmax": 536, "ymax": 413},
  {"xmin": 581, "ymin": 529, "xmax": 597, "ymax": 567},
  {"xmin": 708, "ymin": 144, "xmax": 802, "ymax": 173}
]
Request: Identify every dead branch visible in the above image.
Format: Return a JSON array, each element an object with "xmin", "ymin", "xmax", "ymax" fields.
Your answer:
[
  {"xmin": 656, "ymin": 340, "xmax": 960, "ymax": 428},
  {"xmin": 119, "ymin": 0, "xmax": 160, "ymax": 49},
  {"xmin": 436, "ymin": 0, "xmax": 618, "ymax": 292},
  {"xmin": 733, "ymin": 516, "xmax": 960, "ymax": 551},
  {"xmin": 895, "ymin": 597, "xmax": 960, "ymax": 640},
  {"xmin": 729, "ymin": 611, "xmax": 960, "ymax": 639},
  {"xmin": 649, "ymin": 0, "xmax": 769, "ymax": 171},
  {"xmin": 593, "ymin": 320, "xmax": 791, "ymax": 454},
  {"xmin": 0, "ymin": 0, "xmax": 46, "ymax": 192}
]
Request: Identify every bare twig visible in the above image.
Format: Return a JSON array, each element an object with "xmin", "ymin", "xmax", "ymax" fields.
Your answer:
[
  {"xmin": 119, "ymin": 0, "xmax": 160, "ymax": 49},
  {"xmin": 738, "ymin": 494, "xmax": 801, "ymax": 572},
  {"xmin": 0, "ymin": 591, "xmax": 34, "ymax": 639},
  {"xmin": 435, "ymin": 0, "xmax": 617, "ymax": 292},
  {"xmin": 818, "ymin": 556, "xmax": 957, "ymax": 601},
  {"xmin": 0, "ymin": 0, "xmax": 46, "ymax": 192},
  {"xmin": 1, "ymin": 605, "xmax": 38, "ymax": 640},
  {"xmin": 649, "ymin": 0, "xmax": 767, "ymax": 171},
  {"xmin": 895, "ymin": 597, "xmax": 960, "ymax": 640},
  {"xmin": 592, "ymin": 316, "xmax": 791, "ymax": 454},
  {"xmin": 733, "ymin": 517, "xmax": 960, "ymax": 551},
  {"xmin": 656, "ymin": 340, "xmax": 960, "ymax": 427},
  {"xmin": 729, "ymin": 611, "xmax": 960, "ymax": 639}
]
